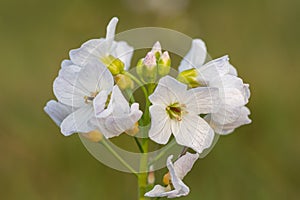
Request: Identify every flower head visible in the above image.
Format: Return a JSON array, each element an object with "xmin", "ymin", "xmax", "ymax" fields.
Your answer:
[
  {"xmin": 52, "ymin": 59, "xmax": 114, "ymax": 136},
  {"xmin": 145, "ymin": 153, "xmax": 199, "ymax": 198},
  {"xmin": 148, "ymin": 76, "xmax": 219, "ymax": 153},
  {"xmin": 178, "ymin": 39, "xmax": 251, "ymax": 134}
]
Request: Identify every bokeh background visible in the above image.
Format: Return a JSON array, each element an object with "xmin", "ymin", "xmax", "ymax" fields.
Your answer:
[{"xmin": 1, "ymin": 0, "xmax": 299, "ymax": 199}]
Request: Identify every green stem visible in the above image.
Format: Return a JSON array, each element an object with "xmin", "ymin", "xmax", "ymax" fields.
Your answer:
[
  {"xmin": 101, "ymin": 139, "xmax": 138, "ymax": 176},
  {"xmin": 134, "ymin": 137, "xmax": 144, "ymax": 153}
]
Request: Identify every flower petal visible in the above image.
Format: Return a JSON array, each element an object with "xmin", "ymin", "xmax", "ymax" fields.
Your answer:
[
  {"xmin": 70, "ymin": 39, "xmax": 107, "ymax": 67},
  {"xmin": 60, "ymin": 105, "xmax": 94, "ymax": 136},
  {"xmin": 44, "ymin": 100, "xmax": 73, "ymax": 126},
  {"xmin": 185, "ymin": 87, "xmax": 220, "ymax": 114},
  {"xmin": 178, "ymin": 39, "xmax": 207, "ymax": 72},
  {"xmin": 171, "ymin": 114, "xmax": 214, "ymax": 153},
  {"xmin": 149, "ymin": 76, "xmax": 187, "ymax": 106},
  {"xmin": 93, "ymin": 86, "xmax": 142, "ymax": 138},
  {"xmin": 105, "ymin": 17, "xmax": 118, "ymax": 47},
  {"xmin": 149, "ymin": 105, "xmax": 172, "ymax": 144},
  {"xmin": 174, "ymin": 152, "xmax": 199, "ymax": 180},
  {"xmin": 110, "ymin": 41, "xmax": 134, "ymax": 70},
  {"xmin": 53, "ymin": 64, "xmax": 85, "ymax": 107},
  {"xmin": 207, "ymin": 106, "xmax": 251, "ymax": 135},
  {"xmin": 167, "ymin": 155, "xmax": 190, "ymax": 198},
  {"xmin": 196, "ymin": 55, "xmax": 230, "ymax": 85}
]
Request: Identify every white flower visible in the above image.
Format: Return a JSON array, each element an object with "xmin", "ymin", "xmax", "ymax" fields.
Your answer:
[
  {"xmin": 53, "ymin": 59, "xmax": 114, "ymax": 136},
  {"xmin": 148, "ymin": 76, "xmax": 219, "ymax": 153},
  {"xmin": 44, "ymin": 100, "xmax": 73, "ymax": 126},
  {"xmin": 90, "ymin": 85, "xmax": 143, "ymax": 138},
  {"xmin": 178, "ymin": 39, "xmax": 251, "ymax": 134},
  {"xmin": 145, "ymin": 153, "xmax": 199, "ymax": 198},
  {"xmin": 69, "ymin": 17, "xmax": 133, "ymax": 70}
]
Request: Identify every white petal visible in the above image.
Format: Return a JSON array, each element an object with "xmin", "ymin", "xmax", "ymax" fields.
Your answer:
[
  {"xmin": 174, "ymin": 152, "xmax": 199, "ymax": 180},
  {"xmin": 76, "ymin": 59, "xmax": 114, "ymax": 94},
  {"xmin": 178, "ymin": 39, "xmax": 207, "ymax": 72},
  {"xmin": 185, "ymin": 87, "xmax": 220, "ymax": 114},
  {"xmin": 105, "ymin": 17, "xmax": 118, "ymax": 47},
  {"xmin": 229, "ymin": 63, "xmax": 238, "ymax": 76},
  {"xmin": 209, "ymin": 106, "xmax": 251, "ymax": 135},
  {"xmin": 196, "ymin": 55, "xmax": 230, "ymax": 85},
  {"xmin": 171, "ymin": 114, "xmax": 214, "ymax": 153},
  {"xmin": 149, "ymin": 76, "xmax": 187, "ymax": 106},
  {"xmin": 60, "ymin": 105, "xmax": 94, "ymax": 136},
  {"xmin": 93, "ymin": 90, "xmax": 111, "ymax": 116},
  {"xmin": 144, "ymin": 185, "xmax": 170, "ymax": 198},
  {"xmin": 167, "ymin": 155, "xmax": 190, "ymax": 198},
  {"xmin": 44, "ymin": 100, "xmax": 73, "ymax": 126},
  {"xmin": 53, "ymin": 64, "xmax": 85, "ymax": 107},
  {"xmin": 61, "ymin": 59, "xmax": 73, "ymax": 68},
  {"xmin": 149, "ymin": 105, "xmax": 172, "ymax": 144},
  {"xmin": 93, "ymin": 86, "xmax": 142, "ymax": 138},
  {"xmin": 69, "ymin": 38, "xmax": 107, "ymax": 66}
]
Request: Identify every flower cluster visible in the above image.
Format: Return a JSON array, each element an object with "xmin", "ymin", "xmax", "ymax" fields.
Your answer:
[{"xmin": 44, "ymin": 17, "xmax": 251, "ymax": 199}]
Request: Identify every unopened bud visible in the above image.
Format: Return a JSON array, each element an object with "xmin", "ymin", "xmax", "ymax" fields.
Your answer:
[
  {"xmin": 125, "ymin": 122, "xmax": 139, "ymax": 136},
  {"xmin": 177, "ymin": 68, "xmax": 200, "ymax": 88},
  {"xmin": 115, "ymin": 74, "xmax": 134, "ymax": 90},
  {"xmin": 163, "ymin": 172, "xmax": 171, "ymax": 185},
  {"xmin": 136, "ymin": 58, "xmax": 144, "ymax": 78},
  {"xmin": 151, "ymin": 41, "xmax": 162, "ymax": 60},
  {"xmin": 101, "ymin": 55, "xmax": 125, "ymax": 75},
  {"xmin": 158, "ymin": 51, "xmax": 171, "ymax": 76},
  {"xmin": 143, "ymin": 52, "xmax": 157, "ymax": 82},
  {"xmin": 147, "ymin": 165, "xmax": 155, "ymax": 185},
  {"xmin": 82, "ymin": 130, "xmax": 103, "ymax": 142}
]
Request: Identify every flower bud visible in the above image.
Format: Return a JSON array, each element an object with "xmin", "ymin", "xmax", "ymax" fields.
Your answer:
[
  {"xmin": 163, "ymin": 172, "xmax": 171, "ymax": 185},
  {"xmin": 177, "ymin": 68, "xmax": 200, "ymax": 88},
  {"xmin": 158, "ymin": 51, "xmax": 171, "ymax": 76},
  {"xmin": 147, "ymin": 165, "xmax": 155, "ymax": 185},
  {"xmin": 82, "ymin": 130, "xmax": 103, "ymax": 142},
  {"xmin": 101, "ymin": 55, "xmax": 125, "ymax": 75},
  {"xmin": 151, "ymin": 41, "xmax": 162, "ymax": 60},
  {"xmin": 136, "ymin": 58, "xmax": 144, "ymax": 78},
  {"xmin": 115, "ymin": 74, "xmax": 134, "ymax": 90},
  {"xmin": 142, "ymin": 52, "xmax": 158, "ymax": 82}
]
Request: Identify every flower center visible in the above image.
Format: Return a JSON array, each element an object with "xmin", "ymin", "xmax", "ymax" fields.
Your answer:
[
  {"xmin": 84, "ymin": 91, "xmax": 99, "ymax": 104},
  {"xmin": 166, "ymin": 102, "xmax": 187, "ymax": 121}
]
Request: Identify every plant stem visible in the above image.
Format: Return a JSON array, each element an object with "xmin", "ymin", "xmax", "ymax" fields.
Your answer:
[{"xmin": 100, "ymin": 139, "xmax": 138, "ymax": 176}]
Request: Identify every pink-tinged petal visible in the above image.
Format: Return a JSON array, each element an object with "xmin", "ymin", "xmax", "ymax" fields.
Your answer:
[
  {"xmin": 179, "ymin": 39, "xmax": 207, "ymax": 72},
  {"xmin": 149, "ymin": 105, "xmax": 172, "ymax": 144},
  {"xmin": 173, "ymin": 152, "xmax": 199, "ymax": 180},
  {"xmin": 185, "ymin": 87, "xmax": 220, "ymax": 114},
  {"xmin": 44, "ymin": 100, "xmax": 73, "ymax": 126},
  {"xmin": 149, "ymin": 76, "xmax": 187, "ymax": 106},
  {"xmin": 60, "ymin": 105, "xmax": 94, "ymax": 136},
  {"xmin": 171, "ymin": 114, "xmax": 214, "ymax": 153}
]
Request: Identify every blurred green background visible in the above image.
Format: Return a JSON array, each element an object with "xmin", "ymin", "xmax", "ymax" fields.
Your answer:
[{"xmin": 1, "ymin": 0, "xmax": 299, "ymax": 199}]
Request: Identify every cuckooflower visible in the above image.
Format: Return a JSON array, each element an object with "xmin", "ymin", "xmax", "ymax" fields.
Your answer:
[
  {"xmin": 145, "ymin": 153, "xmax": 199, "ymax": 198},
  {"xmin": 178, "ymin": 39, "xmax": 251, "ymax": 134},
  {"xmin": 53, "ymin": 59, "xmax": 114, "ymax": 136},
  {"xmin": 69, "ymin": 17, "xmax": 133, "ymax": 72},
  {"xmin": 148, "ymin": 76, "xmax": 219, "ymax": 153},
  {"xmin": 90, "ymin": 85, "xmax": 143, "ymax": 138}
]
